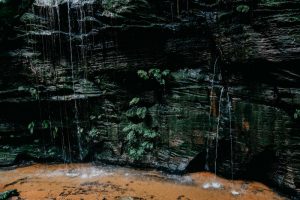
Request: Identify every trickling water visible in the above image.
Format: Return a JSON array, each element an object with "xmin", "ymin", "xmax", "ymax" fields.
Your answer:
[
  {"xmin": 227, "ymin": 90, "xmax": 240, "ymax": 196},
  {"xmin": 202, "ymin": 87, "xmax": 224, "ymax": 190},
  {"xmin": 55, "ymin": 0, "xmax": 62, "ymax": 58},
  {"xmin": 79, "ymin": 6, "xmax": 86, "ymax": 60},
  {"xmin": 205, "ymin": 56, "xmax": 219, "ymax": 171},
  {"xmin": 227, "ymin": 91, "xmax": 233, "ymax": 181},
  {"xmin": 21, "ymin": 0, "xmax": 99, "ymax": 161},
  {"xmin": 209, "ymin": 57, "xmax": 219, "ymax": 120},
  {"xmin": 214, "ymin": 87, "xmax": 224, "ymax": 177},
  {"xmin": 67, "ymin": 0, "xmax": 83, "ymax": 161}
]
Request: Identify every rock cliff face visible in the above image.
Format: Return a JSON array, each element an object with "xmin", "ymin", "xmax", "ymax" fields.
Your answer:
[{"xmin": 0, "ymin": 0, "xmax": 299, "ymax": 198}]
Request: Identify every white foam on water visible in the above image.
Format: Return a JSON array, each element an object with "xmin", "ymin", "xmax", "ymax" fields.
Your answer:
[
  {"xmin": 66, "ymin": 171, "xmax": 80, "ymax": 177},
  {"xmin": 231, "ymin": 190, "xmax": 240, "ymax": 196},
  {"xmin": 44, "ymin": 170, "xmax": 65, "ymax": 177},
  {"xmin": 211, "ymin": 181, "xmax": 222, "ymax": 189},
  {"xmin": 202, "ymin": 181, "xmax": 223, "ymax": 189},
  {"xmin": 42, "ymin": 166, "xmax": 113, "ymax": 179},
  {"xmin": 202, "ymin": 182, "xmax": 211, "ymax": 189}
]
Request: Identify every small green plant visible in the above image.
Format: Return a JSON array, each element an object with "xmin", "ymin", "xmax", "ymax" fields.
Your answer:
[
  {"xmin": 127, "ymin": 97, "xmax": 147, "ymax": 119},
  {"xmin": 28, "ymin": 120, "xmax": 58, "ymax": 138},
  {"xmin": 123, "ymin": 97, "xmax": 159, "ymax": 160},
  {"xmin": 123, "ymin": 123, "xmax": 158, "ymax": 160},
  {"xmin": 42, "ymin": 120, "xmax": 50, "ymax": 129},
  {"xmin": 124, "ymin": 68, "xmax": 169, "ymax": 160},
  {"xmin": 28, "ymin": 121, "xmax": 35, "ymax": 134},
  {"xmin": 137, "ymin": 70, "xmax": 149, "ymax": 80},
  {"xmin": 42, "ymin": 120, "xmax": 58, "ymax": 138},
  {"xmin": 137, "ymin": 68, "xmax": 170, "ymax": 85},
  {"xmin": 236, "ymin": 5, "xmax": 250, "ymax": 13},
  {"xmin": 294, "ymin": 109, "xmax": 300, "ymax": 119},
  {"xmin": 86, "ymin": 127, "xmax": 101, "ymax": 142},
  {"xmin": 126, "ymin": 106, "xmax": 147, "ymax": 119}
]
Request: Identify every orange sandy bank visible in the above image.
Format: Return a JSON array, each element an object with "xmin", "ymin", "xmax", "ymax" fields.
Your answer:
[{"xmin": 0, "ymin": 164, "xmax": 283, "ymax": 200}]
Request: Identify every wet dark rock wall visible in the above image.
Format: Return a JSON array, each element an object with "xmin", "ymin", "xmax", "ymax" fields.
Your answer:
[{"xmin": 0, "ymin": 0, "xmax": 299, "ymax": 198}]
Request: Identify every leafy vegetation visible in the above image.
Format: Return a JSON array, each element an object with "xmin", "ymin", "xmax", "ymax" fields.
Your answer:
[
  {"xmin": 236, "ymin": 5, "xmax": 250, "ymax": 13},
  {"xmin": 123, "ymin": 97, "xmax": 159, "ymax": 160},
  {"xmin": 137, "ymin": 68, "xmax": 170, "ymax": 85},
  {"xmin": 27, "ymin": 121, "xmax": 35, "ymax": 134},
  {"xmin": 42, "ymin": 120, "xmax": 50, "ymax": 129},
  {"xmin": 126, "ymin": 106, "xmax": 147, "ymax": 119},
  {"xmin": 0, "ymin": 189, "xmax": 19, "ymax": 200},
  {"xmin": 86, "ymin": 127, "xmax": 101, "ymax": 142},
  {"xmin": 123, "ymin": 122, "xmax": 158, "ymax": 160},
  {"xmin": 122, "ymin": 68, "xmax": 171, "ymax": 160},
  {"xmin": 27, "ymin": 120, "xmax": 58, "ymax": 138}
]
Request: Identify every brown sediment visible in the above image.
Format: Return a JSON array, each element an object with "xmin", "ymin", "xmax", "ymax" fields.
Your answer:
[{"xmin": 0, "ymin": 163, "xmax": 283, "ymax": 200}]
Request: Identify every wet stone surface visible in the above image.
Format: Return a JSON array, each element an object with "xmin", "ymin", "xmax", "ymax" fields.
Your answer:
[{"xmin": 0, "ymin": 164, "xmax": 285, "ymax": 200}]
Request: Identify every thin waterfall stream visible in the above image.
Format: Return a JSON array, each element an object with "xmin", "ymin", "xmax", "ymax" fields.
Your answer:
[
  {"xmin": 203, "ymin": 86, "xmax": 224, "ymax": 190},
  {"xmin": 203, "ymin": 54, "xmax": 238, "ymax": 192},
  {"xmin": 67, "ymin": 0, "xmax": 83, "ymax": 161},
  {"xmin": 227, "ymin": 90, "xmax": 240, "ymax": 196},
  {"xmin": 204, "ymin": 56, "xmax": 219, "ymax": 171}
]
